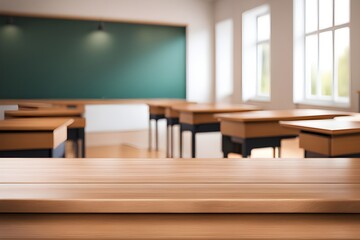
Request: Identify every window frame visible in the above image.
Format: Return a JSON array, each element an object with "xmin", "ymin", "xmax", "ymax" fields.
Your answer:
[
  {"xmin": 242, "ymin": 5, "xmax": 271, "ymax": 103},
  {"xmin": 255, "ymin": 13, "xmax": 271, "ymax": 98},
  {"xmin": 303, "ymin": 0, "xmax": 350, "ymax": 104}
]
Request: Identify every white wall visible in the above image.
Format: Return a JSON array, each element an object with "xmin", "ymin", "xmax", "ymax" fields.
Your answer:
[
  {"xmin": 0, "ymin": 0, "xmax": 215, "ymax": 131},
  {"xmin": 214, "ymin": 0, "xmax": 360, "ymax": 112}
]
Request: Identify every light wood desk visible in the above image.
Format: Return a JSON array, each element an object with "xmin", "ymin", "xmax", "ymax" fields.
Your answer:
[
  {"xmin": 147, "ymin": 99, "xmax": 190, "ymax": 156},
  {"xmin": 0, "ymin": 118, "xmax": 73, "ymax": 158},
  {"xmin": 217, "ymin": 109, "xmax": 350, "ymax": 158},
  {"xmin": 18, "ymin": 102, "xmax": 56, "ymax": 110},
  {"xmin": 281, "ymin": 119, "xmax": 360, "ymax": 157},
  {"xmin": 5, "ymin": 109, "xmax": 86, "ymax": 158},
  {"xmin": 2, "ymin": 98, "xmax": 188, "ymax": 157},
  {"xmin": 172, "ymin": 104, "xmax": 260, "ymax": 158},
  {"xmin": 17, "ymin": 102, "xmax": 85, "ymax": 112},
  {"xmin": 1, "ymin": 157, "xmax": 360, "ymax": 239}
]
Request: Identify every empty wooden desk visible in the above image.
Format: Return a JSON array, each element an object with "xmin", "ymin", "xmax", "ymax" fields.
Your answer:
[
  {"xmin": 0, "ymin": 118, "xmax": 73, "ymax": 158},
  {"xmin": 147, "ymin": 99, "xmax": 190, "ymax": 155},
  {"xmin": 281, "ymin": 119, "xmax": 360, "ymax": 157},
  {"xmin": 5, "ymin": 108, "xmax": 86, "ymax": 158},
  {"xmin": 18, "ymin": 102, "xmax": 56, "ymax": 110},
  {"xmin": 217, "ymin": 109, "xmax": 350, "ymax": 158},
  {"xmin": 18, "ymin": 102, "xmax": 85, "ymax": 112},
  {"xmin": 172, "ymin": 104, "xmax": 260, "ymax": 158},
  {"xmin": 1, "ymin": 157, "xmax": 360, "ymax": 239}
]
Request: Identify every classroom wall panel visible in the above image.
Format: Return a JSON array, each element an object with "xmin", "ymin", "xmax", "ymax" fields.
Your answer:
[{"xmin": 0, "ymin": 16, "xmax": 186, "ymax": 99}]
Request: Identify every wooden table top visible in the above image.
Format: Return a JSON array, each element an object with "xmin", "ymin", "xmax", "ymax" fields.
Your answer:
[
  {"xmin": 0, "ymin": 98, "xmax": 186, "ymax": 106},
  {"xmin": 2, "ymin": 158, "xmax": 360, "ymax": 213},
  {"xmin": 2, "ymin": 213, "xmax": 360, "ymax": 239},
  {"xmin": 280, "ymin": 119, "xmax": 360, "ymax": 135},
  {"xmin": 216, "ymin": 109, "xmax": 351, "ymax": 122},
  {"xmin": 172, "ymin": 103, "xmax": 260, "ymax": 113},
  {"xmin": 5, "ymin": 108, "xmax": 83, "ymax": 118},
  {"xmin": 147, "ymin": 99, "xmax": 190, "ymax": 108},
  {"xmin": 0, "ymin": 118, "xmax": 74, "ymax": 131},
  {"xmin": 335, "ymin": 114, "xmax": 360, "ymax": 121},
  {"xmin": 17, "ymin": 102, "xmax": 56, "ymax": 109}
]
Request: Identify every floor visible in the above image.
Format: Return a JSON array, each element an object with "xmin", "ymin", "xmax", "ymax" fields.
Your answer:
[{"xmin": 79, "ymin": 130, "xmax": 304, "ymax": 159}]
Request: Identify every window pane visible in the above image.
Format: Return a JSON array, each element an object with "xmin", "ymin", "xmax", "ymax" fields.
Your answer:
[
  {"xmin": 216, "ymin": 19, "xmax": 234, "ymax": 101},
  {"xmin": 319, "ymin": 0, "xmax": 333, "ymax": 30},
  {"xmin": 335, "ymin": 27, "xmax": 350, "ymax": 98},
  {"xmin": 335, "ymin": 0, "xmax": 350, "ymax": 25},
  {"xmin": 305, "ymin": 35, "xmax": 318, "ymax": 97},
  {"xmin": 319, "ymin": 31, "xmax": 333, "ymax": 97},
  {"xmin": 257, "ymin": 42, "xmax": 270, "ymax": 96},
  {"xmin": 257, "ymin": 14, "xmax": 270, "ymax": 42},
  {"xmin": 306, "ymin": 0, "xmax": 318, "ymax": 33}
]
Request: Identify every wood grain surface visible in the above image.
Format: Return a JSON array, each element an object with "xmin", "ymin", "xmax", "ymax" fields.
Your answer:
[
  {"xmin": 281, "ymin": 119, "xmax": 360, "ymax": 135},
  {"xmin": 5, "ymin": 109, "xmax": 83, "ymax": 118},
  {"xmin": 1, "ymin": 213, "xmax": 360, "ymax": 239},
  {"xmin": 216, "ymin": 109, "xmax": 351, "ymax": 122},
  {"xmin": 0, "ymin": 118, "xmax": 73, "ymax": 131},
  {"xmin": 1, "ymin": 158, "xmax": 360, "ymax": 213},
  {"xmin": 0, "ymin": 98, "xmax": 186, "ymax": 106},
  {"xmin": 173, "ymin": 103, "xmax": 260, "ymax": 113},
  {"xmin": 2, "ymin": 158, "xmax": 360, "ymax": 239}
]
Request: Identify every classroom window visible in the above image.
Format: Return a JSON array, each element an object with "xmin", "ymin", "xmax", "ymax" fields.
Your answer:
[
  {"xmin": 294, "ymin": 0, "xmax": 350, "ymax": 106},
  {"xmin": 242, "ymin": 5, "xmax": 271, "ymax": 102},
  {"xmin": 216, "ymin": 19, "xmax": 234, "ymax": 102}
]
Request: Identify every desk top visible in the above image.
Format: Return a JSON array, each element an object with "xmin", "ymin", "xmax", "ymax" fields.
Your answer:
[
  {"xmin": 172, "ymin": 103, "xmax": 260, "ymax": 113},
  {"xmin": 147, "ymin": 99, "xmax": 191, "ymax": 108},
  {"xmin": 17, "ymin": 102, "xmax": 56, "ymax": 109},
  {"xmin": 216, "ymin": 109, "xmax": 351, "ymax": 122},
  {"xmin": 0, "ymin": 98, "xmax": 186, "ymax": 106},
  {"xmin": 0, "ymin": 118, "xmax": 73, "ymax": 131},
  {"xmin": 280, "ymin": 119, "xmax": 360, "ymax": 135},
  {"xmin": 335, "ymin": 114, "xmax": 360, "ymax": 121},
  {"xmin": 2, "ymin": 158, "xmax": 360, "ymax": 213},
  {"xmin": 5, "ymin": 108, "xmax": 83, "ymax": 118}
]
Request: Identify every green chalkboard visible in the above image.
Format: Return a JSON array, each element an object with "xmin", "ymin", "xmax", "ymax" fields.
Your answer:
[{"xmin": 0, "ymin": 16, "xmax": 186, "ymax": 99}]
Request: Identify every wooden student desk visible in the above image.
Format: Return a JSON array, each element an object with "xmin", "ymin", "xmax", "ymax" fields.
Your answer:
[
  {"xmin": 216, "ymin": 109, "xmax": 350, "ymax": 158},
  {"xmin": 18, "ymin": 102, "xmax": 56, "ymax": 110},
  {"xmin": 172, "ymin": 104, "xmax": 260, "ymax": 158},
  {"xmin": 147, "ymin": 99, "xmax": 190, "ymax": 155},
  {"xmin": 1, "ymin": 157, "xmax": 360, "ymax": 239},
  {"xmin": 0, "ymin": 118, "xmax": 73, "ymax": 158},
  {"xmin": 5, "ymin": 108, "xmax": 86, "ymax": 158},
  {"xmin": 18, "ymin": 102, "xmax": 85, "ymax": 112},
  {"xmin": 281, "ymin": 119, "xmax": 360, "ymax": 158}
]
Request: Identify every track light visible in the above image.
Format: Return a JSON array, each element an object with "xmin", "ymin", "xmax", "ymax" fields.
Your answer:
[
  {"xmin": 6, "ymin": 16, "xmax": 14, "ymax": 25},
  {"xmin": 97, "ymin": 22, "xmax": 104, "ymax": 31}
]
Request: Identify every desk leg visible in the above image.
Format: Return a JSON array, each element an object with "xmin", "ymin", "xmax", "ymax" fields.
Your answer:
[
  {"xmin": 79, "ymin": 128, "xmax": 85, "ymax": 158},
  {"xmin": 171, "ymin": 125, "xmax": 174, "ymax": 158},
  {"xmin": 166, "ymin": 122, "xmax": 169, "ymax": 158},
  {"xmin": 191, "ymin": 130, "xmax": 196, "ymax": 158},
  {"xmin": 222, "ymin": 135, "xmax": 242, "ymax": 158},
  {"xmin": 148, "ymin": 119, "xmax": 152, "ymax": 151},
  {"xmin": 180, "ymin": 124, "xmax": 183, "ymax": 158},
  {"xmin": 273, "ymin": 148, "xmax": 276, "ymax": 158},
  {"xmin": 241, "ymin": 144, "xmax": 252, "ymax": 158},
  {"xmin": 273, "ymin": 147, "xmax": 281, "ymax": 158},
  {"xmin": 278, "ymin": 147, "xmax": 281, "ymax": 158},
  {"xmin": 73, "ymin": 141, "xmax": 79, "ymax": 158},
  {"xmin": 155, "ymin": 119, "xmax": 159, "ymax": 151}
]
